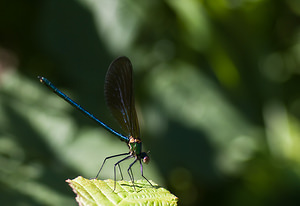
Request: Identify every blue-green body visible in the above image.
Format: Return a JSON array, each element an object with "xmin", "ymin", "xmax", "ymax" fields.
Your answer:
[{"xmin": 38, "ymin": 76, "xmax": 129, "ymax": 142}]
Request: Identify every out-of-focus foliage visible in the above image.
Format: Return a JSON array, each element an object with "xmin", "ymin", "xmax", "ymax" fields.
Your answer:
[{"xmin": 0, "ymin": 0, "xmax": 300, "ymax": 205}]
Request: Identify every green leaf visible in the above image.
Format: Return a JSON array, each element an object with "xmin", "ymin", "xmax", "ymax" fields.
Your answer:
[{"xmin": 66, "ymin": 176, "xmax": 178, "ymax": 206}]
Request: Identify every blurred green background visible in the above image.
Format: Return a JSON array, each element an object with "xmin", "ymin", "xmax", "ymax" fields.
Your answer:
[{"xmin": 0, "ymin": 0, "xmax": 300, "ymax": 205}]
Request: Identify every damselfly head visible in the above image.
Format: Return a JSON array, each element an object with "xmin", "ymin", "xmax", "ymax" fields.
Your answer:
[{"xmin": 141, "ymin": 152, "xmax": 150, "ymax": 164}]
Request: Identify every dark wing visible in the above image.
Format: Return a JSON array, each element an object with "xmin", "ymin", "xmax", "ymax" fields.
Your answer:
[{"xmin": 104, "ymin": 56, "xmax": 140, "ymax": 139}]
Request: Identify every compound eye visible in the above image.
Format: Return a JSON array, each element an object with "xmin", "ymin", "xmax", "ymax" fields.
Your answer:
[{"xmin": 143, "ymin": 155, "xmax": 150, "ymax": 164}]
